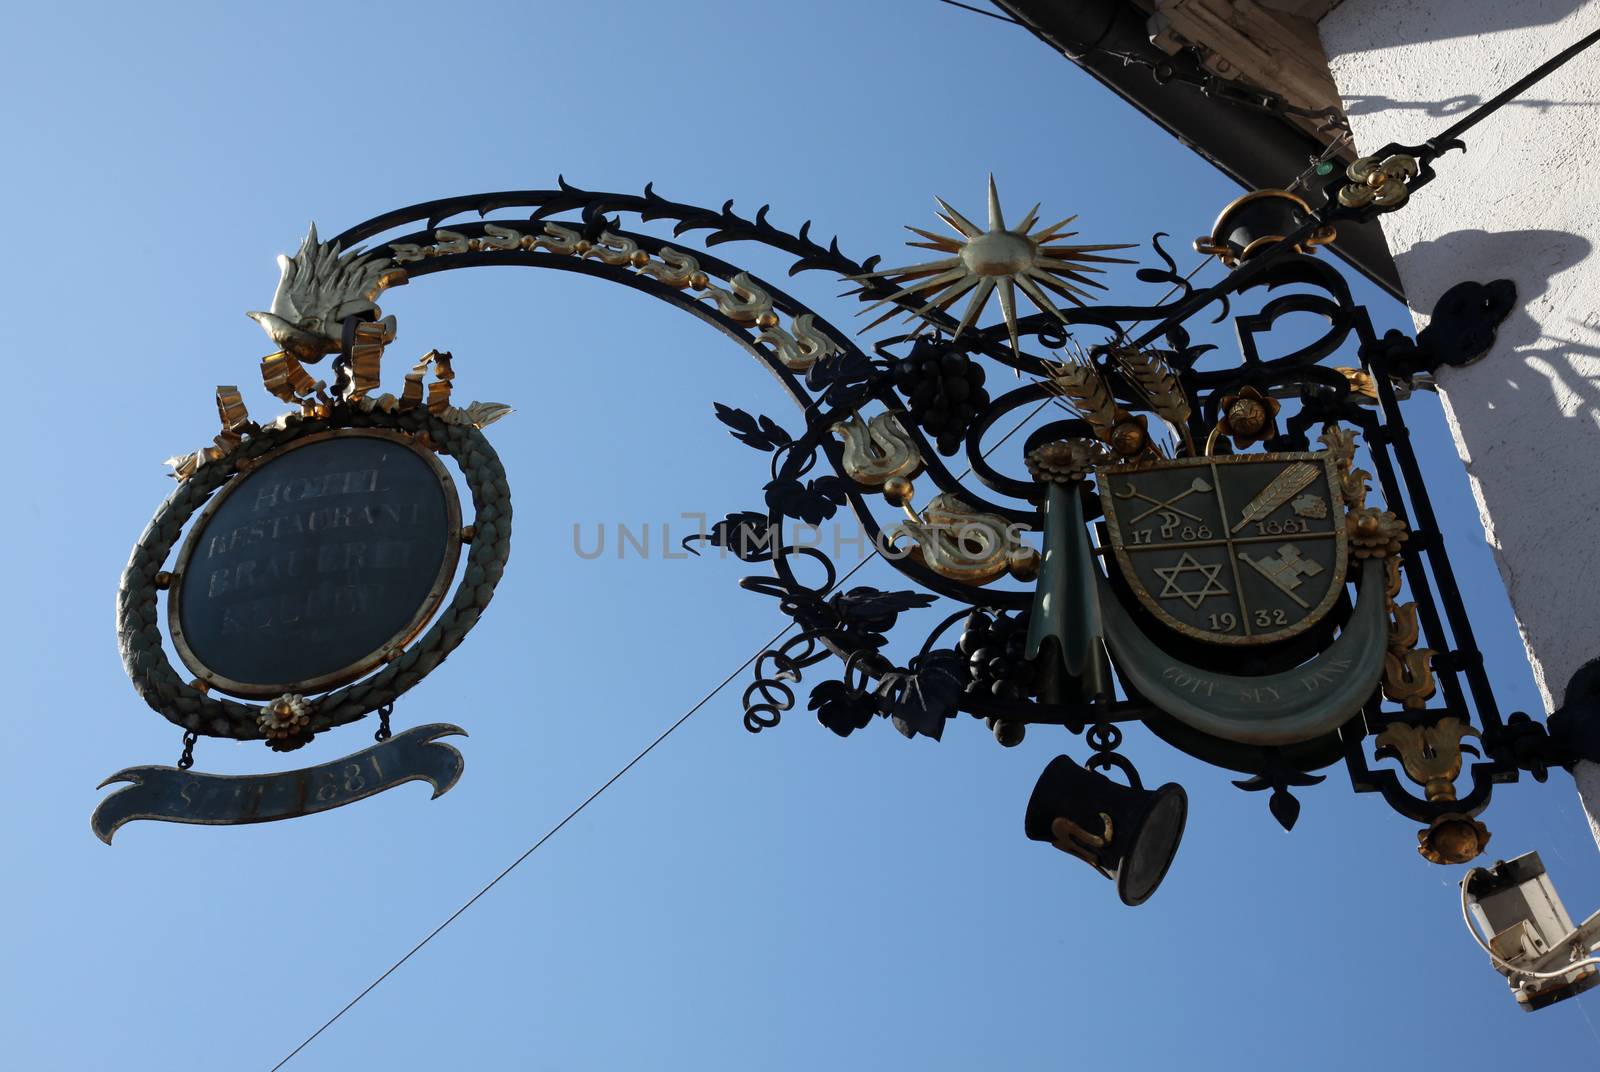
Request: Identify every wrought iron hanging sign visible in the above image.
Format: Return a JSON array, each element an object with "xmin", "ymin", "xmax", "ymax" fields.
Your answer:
[
  {"xmin": 97, "ymin": 42, "xmax": 1592, "ymax": 902},
  {"xmin": 96, "ymin": 232, "xmax": 512, "ymax": 843}
]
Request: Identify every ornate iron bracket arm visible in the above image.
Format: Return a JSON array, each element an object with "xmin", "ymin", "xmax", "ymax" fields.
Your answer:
[
  {"xmin": 1362, "ymin": 280, "xmax": 1516, "ymax": 379},
  {"xmin": 1494, "ymin": 660, "xmax": 1600, "ymax": 778},
  {"xmin": 1317, "ymin": 25, "xmax": 1600, "ymax": 221},
  {"xmin": 205, "ymin": 153, "xmax": 1553, "ymax": 882}
]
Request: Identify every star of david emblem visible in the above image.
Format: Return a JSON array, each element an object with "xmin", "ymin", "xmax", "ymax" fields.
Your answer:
[
  {"xmin": 1097, "ymin": 453, "xmax": 1350, "ymax": 646},
  {"xmin": 1152, "ymin": 553, "xmax": 1230, "ymax": 609}
]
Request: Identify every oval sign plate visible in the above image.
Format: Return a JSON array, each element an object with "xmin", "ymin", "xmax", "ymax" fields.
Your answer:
[{"xmin": 169, "ymin": 428, "xmax": 462, "ymax": 698}]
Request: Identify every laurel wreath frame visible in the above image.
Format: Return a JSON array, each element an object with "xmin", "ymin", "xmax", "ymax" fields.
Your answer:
[{"xmin": 116, "ymin": 405, "xmax": 511, "ymax": 741}]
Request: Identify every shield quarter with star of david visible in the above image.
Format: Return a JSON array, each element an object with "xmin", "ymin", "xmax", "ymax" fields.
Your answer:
[{"xmin": 1098, "ymin": 452, "xmax": 1348, "ymax": 645}]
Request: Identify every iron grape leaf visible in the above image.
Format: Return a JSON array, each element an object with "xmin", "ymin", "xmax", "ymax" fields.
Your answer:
[
  {"xmin": 713, "ymin": 402, "xmax": 791, "ymax": 452},
  {"xmin": 808, "ymin": 680, "xmax": 878, "ymax": 738},
  {"xmin": 880, "ymin": 650, "xmax": 968, "ymax": 741},
  {"xmin": 764, "ymin": 475, "xmax": 847, "ymax": 524},
  {"xmin": 805, "ymin": 350, "xmax": 876, "ymax": 391},
  {"xmin": 805, "ymin": 350, "xmax": 876, "ymax": 409},
  {"xmin": 757, "ymin": 414, "xmax": 792, "ymax": 448},
  {"xmin": 826, "ymin": 384, "xmax": 872, "ymax": 412},
  {"xmin": 683, "ymin": 511, "xmax": 774, "ymax": 561},
  {"xmin": 812, "ymin": 475, "xmax": 849, "ymax": 504},
  {"xmin": 830, "ymin": 587, "xmax": 938, "ymax": 626}
]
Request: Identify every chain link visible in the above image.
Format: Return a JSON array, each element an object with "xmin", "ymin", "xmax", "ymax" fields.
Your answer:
[
  {"xmin": 374, "ymin": 702, "xmax": 394, "ymax": 743},
  {"xmin": 177, "ymin": 730, "xmax": 198, "ymax": 770}
]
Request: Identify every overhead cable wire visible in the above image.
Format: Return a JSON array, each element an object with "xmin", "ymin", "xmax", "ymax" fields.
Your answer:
[{"xmin": 269, "ymin": 395, "xmax": 1055, "ymax": 1070}]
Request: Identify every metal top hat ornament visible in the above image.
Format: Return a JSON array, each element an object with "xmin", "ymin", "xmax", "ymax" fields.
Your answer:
[{"xmin": 1026, "ymin": 754, "xmax": 1188, "ymax": 906}]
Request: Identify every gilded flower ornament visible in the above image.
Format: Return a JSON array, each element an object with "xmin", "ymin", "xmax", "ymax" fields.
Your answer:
[
  {"xmin": 258, "ymin": 694, "xmax": 313, "ymax": 740},
  {"xmin": 1026, "ymin": 439, "xmax": 1106, "ymax": 484},
  {"xmin": 1215, "ymin": 385, "xmax": 1281, "ymax": 448},
  {"xmin": 1349, "ymin": 507, "xmax": 1409, "ymax": 559}
]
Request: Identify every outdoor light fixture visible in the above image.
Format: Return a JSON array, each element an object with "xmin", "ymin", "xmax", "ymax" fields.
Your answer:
[
  {"xmin": 1462, "ymin": 852, "xmax": 1600, "ymax": 1011},
  {"xmin": 1025, "ymin": 755, "xmax": 1187, "ymax": 906}
]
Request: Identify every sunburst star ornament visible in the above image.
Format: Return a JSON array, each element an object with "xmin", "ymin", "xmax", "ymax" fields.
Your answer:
[{"xmin": 854, "ymin": 176, "xmax": 1136, "ymax": 354}]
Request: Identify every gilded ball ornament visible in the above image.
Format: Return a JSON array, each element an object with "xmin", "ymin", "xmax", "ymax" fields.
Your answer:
[
  {"xmin": 1419, "ymin": 814, "xmax": 1490, "ymax": 865},
  {"xmin": 882, "ymin": 476, "xmax": 915, "ymax": 507},
  {"xmin": 1109, "ymin": 418, "xmax": 1148, "ymax": 458},
  {"xmin": 688, "ymin": 271, "xmax": 709, "ymax": 290},
  {"xmin": 1007, "ymin": 547, "xmax": 1042, "ymax": 581},
  {"xmin": 629, "ymin": 250, "xmax": 651, "ymax": 268},
  {"xmin": 755, "ymin": 312, "xmax": 780, "ymax": 329}
]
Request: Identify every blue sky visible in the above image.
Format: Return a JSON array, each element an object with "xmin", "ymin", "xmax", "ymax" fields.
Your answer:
[{"xmin": 7, "ymin": 2, "xmax": 1600, "ymax": 1069}]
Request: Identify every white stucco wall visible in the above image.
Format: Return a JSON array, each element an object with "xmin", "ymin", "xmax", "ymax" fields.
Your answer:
[
  {"xmin": 1320, "ymin": 1, "xmax": 1600, "ymax": 843},
  {"xmin": 1320, "ymin": 1, "xmax": 1600, "ymax": 711}
]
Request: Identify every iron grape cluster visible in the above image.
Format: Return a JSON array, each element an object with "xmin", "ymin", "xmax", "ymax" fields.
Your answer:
[{"xmin": 891, "ymin": 342, "xmax": 990, "ymax": 456}]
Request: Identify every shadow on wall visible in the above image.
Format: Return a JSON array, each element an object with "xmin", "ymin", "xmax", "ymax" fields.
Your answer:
[
  {"xmin": 1341, "ymin": 94, "xmax": 1588, "ymax": 118},
  {"xmin": 1334, "ymin": 0, "xmax": 1592, "ymax": 48},
  {"xmin": 1396, "ymin": 228, "xmax": 1597, "ymax": 413}
]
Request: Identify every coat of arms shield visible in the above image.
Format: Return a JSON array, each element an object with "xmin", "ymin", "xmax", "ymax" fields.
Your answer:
[{"xmin": 1099, "ymin": 452, "xmax": 1347, "ymax": 645}]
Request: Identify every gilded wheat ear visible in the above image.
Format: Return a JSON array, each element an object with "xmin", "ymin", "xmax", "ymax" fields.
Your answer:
[
  {"xmin": 1045, "ymin": 358, "xmax": 1117, "ymax": 439},
  {"xmin": 1115, "ymin": 346, "xmax": 1192, "ymax": 429},
  {"xmin": 1109, "ymin": 346, "xmax": 1197, "ymax": 454}
]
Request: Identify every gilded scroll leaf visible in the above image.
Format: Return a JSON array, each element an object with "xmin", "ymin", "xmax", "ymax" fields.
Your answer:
[
  {"xmin": 431, "ymin": 229, "xmax": 472, "ymax": 256},
  {"xmin": 759, "ymin": 313, "xmax": 842, "ymax": 370},
  {"xmin": 1375, "ymin": 717, "xmax": 1480, "ymax": 803},
  {"xmin": 390, "ymin": 222, "xmax": 585, "ymax": 263},
  {"xmin": 637, "ymin": 246, "xmax": 702, "ymax": 288},
  {"xmin": 533, "ymin": 223, "xmax": 582, "ymax": 255},
  {"xmin": 1317, "ymin": 424, "xmax": 1370, "ymax": 511},
  {"xmin": 1317, "ymin": 422, "xmax": 1433, "ymax": 708},
  {"xmin": 481, "ymin": 223, "xmax": 523, "ymax": 251},
  {"xmin": 1383, "ymin": 601, "xmax": 1437, "ymax": 709},
  {"xmin": 831, "ymin": 411, "xmax": 921, "ymax": 487},
  {"xmin": 890, "ymin": 493, "xmax": 1026, "ymax": 585},
  {"xmin": 700, "ymin": 272, "xmax": 773, "ymax": 324},
  {"xmin": 583, "ymin": 230, "xmax": 644, "ymax": 267}
]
